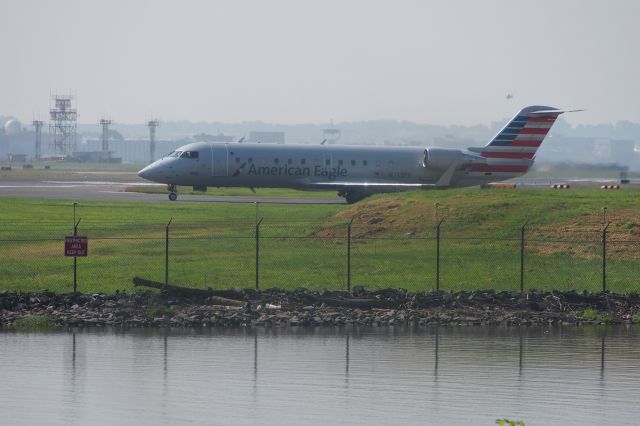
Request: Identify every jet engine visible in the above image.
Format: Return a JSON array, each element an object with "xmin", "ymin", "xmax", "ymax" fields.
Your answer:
[{"xmin": 423, "ymin": 148, "xmax": 486, "ymax": 170}]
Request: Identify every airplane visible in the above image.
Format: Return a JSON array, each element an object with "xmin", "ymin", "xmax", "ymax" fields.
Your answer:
[{"xmin": 137, "ymin": 105, "xmax": 576, "ymax": 203}]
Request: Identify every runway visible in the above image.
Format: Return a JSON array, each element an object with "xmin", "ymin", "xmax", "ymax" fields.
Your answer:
[{"xmin": 0, "ymin": 179, "xmax": 346, "ymax": 204}]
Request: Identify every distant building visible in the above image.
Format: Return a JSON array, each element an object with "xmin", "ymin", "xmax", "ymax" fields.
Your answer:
[
  {"xmin": 73, "ymin": 151, "xmax": 122, "ymax": 163},
  {"xmin": 249, "ymin": 131, "xmax": 285, "ymax": 144},
  {"xmin": 3, "ymin": 119, "xmax": 22, "ymax": 135},
  {"xmin": 7, "ymin": 153, "xmax": 27, "ymax": 163},
  {"xmin": 193, "ymin": 133, "xmax": 234, "ymax": 142},
  {"xmin": 78, "ymin": 138, "xmax": 188, "ymax": 163},
  {"xmin": 610, "ymin": 139, "xmax": 634, "ymax": 160}
]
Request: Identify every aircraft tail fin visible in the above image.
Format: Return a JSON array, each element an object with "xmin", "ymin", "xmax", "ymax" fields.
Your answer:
[{"xmin": 468, "ymin": 106, "xmax": 579, "ymax": 175}]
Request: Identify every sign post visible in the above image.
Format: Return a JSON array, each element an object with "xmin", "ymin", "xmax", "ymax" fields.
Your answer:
[{"xmin": 65, "ymin": 235, "xmax": 87, "ymax": 292}]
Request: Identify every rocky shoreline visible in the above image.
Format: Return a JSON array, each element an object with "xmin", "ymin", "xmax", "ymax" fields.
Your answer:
[{"xmin": 1, "ymin": 288, "xmax": 640, "ymax": 329}]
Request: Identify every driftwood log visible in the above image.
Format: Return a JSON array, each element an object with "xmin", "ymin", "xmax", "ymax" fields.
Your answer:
[
  {"xmin": 313, "ymin": 297, "xmax": 398, "ymax": 309},
  {"xmin": 132, "ymin": 277, "xmax": 248, "ymax": 308}
]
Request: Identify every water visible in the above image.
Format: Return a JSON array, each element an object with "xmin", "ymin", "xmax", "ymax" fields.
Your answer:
[{"xmin": 1, "ymin": 326, "xmax": 639, "ymax": 425}]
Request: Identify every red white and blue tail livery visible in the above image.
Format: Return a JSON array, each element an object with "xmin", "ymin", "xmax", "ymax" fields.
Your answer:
[{"xmin": 468, "ymin": 105, "xmax": 578, "ymax": 176}]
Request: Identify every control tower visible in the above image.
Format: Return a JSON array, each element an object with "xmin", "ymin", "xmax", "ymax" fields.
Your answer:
[
  {"xmin": 148, "ymin": 119, "xmax": 159, "ymax": 163},
  {"xmin": 32, "ymin": 120, "xmax": 44, "ymax": 160},
  {"xmin": 322, "ymin": 128, "xmax": 341, "ymax": 145}
]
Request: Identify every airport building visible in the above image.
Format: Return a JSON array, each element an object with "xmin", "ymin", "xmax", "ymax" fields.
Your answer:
[{"xmin": 248, "ymin": 131, "xmax": 285, "ymax": 144}]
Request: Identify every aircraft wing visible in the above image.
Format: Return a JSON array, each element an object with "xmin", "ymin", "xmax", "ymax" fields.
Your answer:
[{"xmin": 309, "ymin": 181, "xmax": 444, "ymax": 191}]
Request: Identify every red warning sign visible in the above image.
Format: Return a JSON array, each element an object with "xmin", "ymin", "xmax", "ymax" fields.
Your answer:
[{"xmin": 64, "ymin": 236, "xmax": 88, "ymax": 257}]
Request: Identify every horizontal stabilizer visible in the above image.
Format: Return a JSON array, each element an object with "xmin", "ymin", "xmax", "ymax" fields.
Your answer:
[{"xmin": 530, "ymin": 108, "xmax": 584, "ymax": 115}]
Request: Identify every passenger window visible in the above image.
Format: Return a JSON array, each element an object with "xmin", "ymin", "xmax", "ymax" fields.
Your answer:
[
  {"xmin": 274, "ymin": 158, "xmax": 279, "ymax": 164},
  {"xmin": 325, "ymin": 159, "xmax": 330, "ymax": 166},
  {"xmin": 301, "ymin": 159, "xmax": 306, "ymax": 165},
  {"xmin": 287, "ymin": 159, "xmax": 293, "ymax": 165},
  {"xmin": 351, "ymin": 160, "xmax": 356, "ymax": 166},
  {"xmin": 248, "ymin": 158, "xmax": 253, "ymax": 164},
  {"xmin": 235, "ymin": 157, "xmax": 240, "ymax": 163},
  {"xmin": 363, "ymin": 160, "xmax": 368, "ymax": 166},
  {"xmin": 338, "ymin": 159, "xmax": 343, "ymax": 166},
  {"xmin": 375, "ymin": 160, "xmax": 381, "ymax": 167}
]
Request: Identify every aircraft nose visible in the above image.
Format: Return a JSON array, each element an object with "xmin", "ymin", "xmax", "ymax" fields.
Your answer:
[{"xmin": 138, "ymin": 164, "xmax": 158, "ymax": 180}]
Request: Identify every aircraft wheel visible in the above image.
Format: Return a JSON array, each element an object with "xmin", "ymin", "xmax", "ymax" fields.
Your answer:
[
  {"xmin": 344, "ymin": 191, "xmax": 366, "ymax": 204},
  {"xmin": 168, "ymin": 193, "xmax": 178, "ymax": 201}
]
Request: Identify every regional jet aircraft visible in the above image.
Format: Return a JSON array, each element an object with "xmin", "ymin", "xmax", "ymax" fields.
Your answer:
[{"xmin": 138, "ymin": 106, "xmax": 574, "ymax": 203}]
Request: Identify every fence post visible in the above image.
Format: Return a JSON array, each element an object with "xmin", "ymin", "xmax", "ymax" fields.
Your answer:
[
  {"xmin": 165, "ymin": 218, "xmax": 172, "ymax": 286},
  {"xmin": 435, "ymin": 218, "xmax": 444, "ymax": 291},
  {"xmin": 520, "ymin": 221, "xmax": 528, "ymax": 294},
  {"xmin": 255, "ymin": 218, "xmax": 263, "ymax": 290},
  {"xmin": 601, "ymin": 222, "xmax": 610, "ymax": 292},
  {"xmin": 347, "ymin": 218, "xmax": 354, "ymax": 292}
]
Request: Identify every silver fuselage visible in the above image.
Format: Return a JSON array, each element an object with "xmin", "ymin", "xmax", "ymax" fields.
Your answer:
[{"xmin": 138, "ymin": 142, "xmax": 521, "ymax": 193}]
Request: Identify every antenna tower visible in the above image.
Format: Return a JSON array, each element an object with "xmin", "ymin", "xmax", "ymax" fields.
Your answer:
[
  {"xmin": 148, "ymin": 119, "xmax": 160, "ymax": 163},
  {"xmin": 99, "ymin": 119, "xmax": 113, "ymax": 154},
  {"xmin": 32, "ymin": 120, "xmax": 44, "ymax": 161},
  {"xmin": 49, "ymin": 95, "xmax": 77, "ymax": 156}
]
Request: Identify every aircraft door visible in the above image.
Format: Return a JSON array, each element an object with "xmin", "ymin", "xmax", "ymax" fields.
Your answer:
[{"xmin": 211, "ymin": 144, "xmax": 229, "ymax": 177}]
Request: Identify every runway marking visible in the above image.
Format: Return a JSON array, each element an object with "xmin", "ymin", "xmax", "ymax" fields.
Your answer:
[{"xmin": 0, "ymin": 185, "xmax": 93, "ymax": 188}]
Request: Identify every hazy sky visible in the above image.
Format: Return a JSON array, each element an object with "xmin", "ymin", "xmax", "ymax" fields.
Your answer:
[{"xmin": 2, "ymin": 0, "xmax": 639, "ymax": 126}]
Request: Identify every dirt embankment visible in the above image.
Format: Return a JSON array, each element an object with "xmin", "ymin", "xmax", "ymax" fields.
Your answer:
[{"xmin": 312, "ymin": 198, "xmax": 640, "ymax": 259}]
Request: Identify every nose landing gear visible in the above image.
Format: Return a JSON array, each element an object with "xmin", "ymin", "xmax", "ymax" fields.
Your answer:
[{"xmin": 168, "ymin": 184, "xmax": 178, "ymax": 201}]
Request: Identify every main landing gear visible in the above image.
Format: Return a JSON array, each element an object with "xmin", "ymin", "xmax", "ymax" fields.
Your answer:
[
  {"xmin": 168, "ymin": 184, "xmax": 178, "ymax": 201},
  {"xmin": 338, "ymin": 190, "xmax": 367, "ymax": 204}
]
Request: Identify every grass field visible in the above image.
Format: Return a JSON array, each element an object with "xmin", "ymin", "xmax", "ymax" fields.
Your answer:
[{"xmin": 1, "ymin": 186, "xmax": 639, "ymax": 294}]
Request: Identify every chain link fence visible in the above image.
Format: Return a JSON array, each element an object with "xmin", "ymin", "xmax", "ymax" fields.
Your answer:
[{"xmin": 1, "ymin": 218, "xmax": 639, "ymax": 293}]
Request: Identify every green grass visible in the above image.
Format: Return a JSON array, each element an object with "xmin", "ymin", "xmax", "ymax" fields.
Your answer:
[
  {"xmin": 147, "ymin": 305, "xmax": 175, "ymax": 318},
  {"xmin": 578, "ymin": 308, "xmax": 614, "ymax": 323},
  {"xmin": 11, "ymin": 315, "xmax": 55, "ymax": 331},
  {"xmin": 1, "ymin": 187, "xmax": 639, "ymax": 294}
]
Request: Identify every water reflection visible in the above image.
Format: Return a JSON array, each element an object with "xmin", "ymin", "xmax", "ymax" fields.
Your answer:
[
  {"xmin": 434, "ymin": 328, "xmax": 439, "ymax": 382},
  {"xmin": 601, "ymin": 335, "xmax": 605, "ymax": 381},
  {"xmin": 1, "ymin": 326, "xmax": 638, "ymax": 425},
  {"xmin": 345, "ymin": 334, "xmax": 350, "ymax": 379}
]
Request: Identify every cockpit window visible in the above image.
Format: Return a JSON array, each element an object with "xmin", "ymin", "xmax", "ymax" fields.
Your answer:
[
  {"xmin": 168, "ymin": 151, "xmax": 182, "ymax": 158},
  {"xmin": 180, "ymin": 151, "xmax": 199, "ymax": 159}
]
